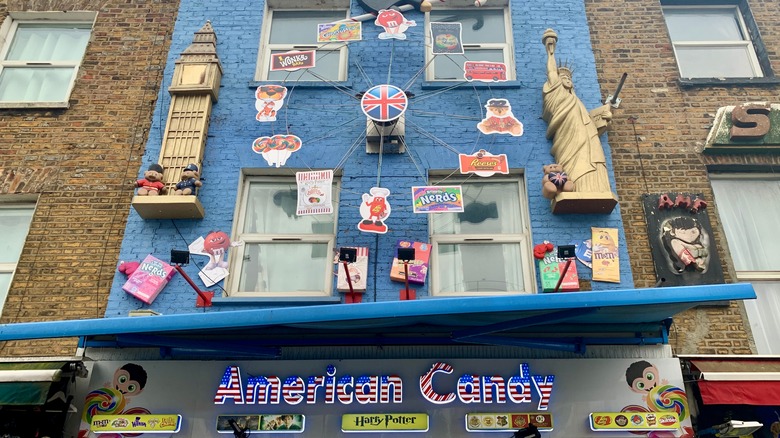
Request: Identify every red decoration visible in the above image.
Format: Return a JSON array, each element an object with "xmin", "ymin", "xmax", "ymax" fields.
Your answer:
[
  {"xmin": 690, "ymin": 197, "xmax": 708, "ymax": 213},
  {"xmin": 118, "ymin": 261, "xmax": 141, "ymax": 276},
  {"xmin": 658, "ymin": 194, "xmax": 674, "ymax": 210},
  {"xmin": 673, "ymin": 194, "xmax": 691, "ymax": 209},
  {"xmin": 533, "ymin": 241, "xmax": 554, "ymax": 260}
]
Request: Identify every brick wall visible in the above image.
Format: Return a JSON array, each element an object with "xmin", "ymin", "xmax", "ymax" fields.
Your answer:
[
  {"xmin": 585, "ymin": 0, "xmax": 780, "ymax": 354},
  {"xmin": 106, "ymin": 0, "xmax": 635, "ymax": 317},
  {"xmin": 0, "ymin": 0, "xmax": 178, "ymax": 356}
]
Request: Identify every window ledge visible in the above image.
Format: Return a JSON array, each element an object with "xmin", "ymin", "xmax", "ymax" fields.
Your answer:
[
  {"xmin": 421, "ymin": 80, "xmax": 523, "ymax": 90},
  {"xmin": 249, "ymin": 80, "xmax": 353, "ymax": 90},
  {"xmin": 678, "ymin": 77, "xmax": 780, "ymax": 88},
  {"xmin": 211, "ymin": 296, "xmax": 342, "ymax": 306},
  {"xmin": 0, "ymin": 101, "xmax": 70, "ymax": 109}
]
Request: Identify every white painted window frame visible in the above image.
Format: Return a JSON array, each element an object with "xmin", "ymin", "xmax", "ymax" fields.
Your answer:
[
  {"xmin": 0, "ymin": 199, "xmax": 36, "ymax": 317},
  {"xmin": 429, "ymin": 174, "xmax": 535, "ymax": 296},
  {"xmin": 0, "ymin": 11, "xmax": 96, "ymax": 108},
  {"xmin": 227, "ymin": 173, "xmax": 339, "ymax": 297},
  {"xmin": 424, "ymin": 6, "xmax": 516, "ymax": 82},
  {"xmin": 255, "ymin": 7, "xmax": 349, "ymax": 82},
  {"xmin": 662, "ymin": 5, "xmax": 763, "ymax": 79}
]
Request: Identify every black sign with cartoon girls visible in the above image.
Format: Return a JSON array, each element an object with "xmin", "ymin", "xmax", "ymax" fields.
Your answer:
[{"xmin": 642, "ymin": 193, "xmax": 724, "ymax": 287}]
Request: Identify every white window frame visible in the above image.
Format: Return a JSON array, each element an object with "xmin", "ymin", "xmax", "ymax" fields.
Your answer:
[
  {"xmin": 662, "ymin": 5, "xmax": 763, "ymax": 79},
  {"xmin": 227, "ymin": 173, "xmax": 339, "ymax": 297},
  {"xmin": 710, "ymin": 174, "xmax": 780, "ymax": 354},
  {"xmin": 0, "ymin": 199, "xmax": 36, "ymax": 317},
  {"xmin": 0, "ymin": 11, "xmax": 96, "ymax": 108},
  {"xmin": 255, "ymin": 7, "xmax": 349, "ymax": 82},
  {"xmin": 424, "ymin": 6, "xmax": 516, "ymax": 82},
  {"xmin": 429, "ymin": 174, "xmax": 535, "ymax": 296}
]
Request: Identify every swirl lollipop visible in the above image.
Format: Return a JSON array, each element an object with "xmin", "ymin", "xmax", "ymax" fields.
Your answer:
[
  {"xmin": 82, "ymin": 387, "xmax": 127, "ymax": 424},
  {"xmin": 648, "ymin": 384, "xmax": 688, "ymax": 421},
  {"xmin": 252, "ymin": 134, "xmax": 302, "ymax": 167}
]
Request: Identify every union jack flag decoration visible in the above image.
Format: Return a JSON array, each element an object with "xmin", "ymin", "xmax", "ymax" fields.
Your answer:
[{"xmin": 361, "ymin": 84, "xmax": 408, "ymax": 122}]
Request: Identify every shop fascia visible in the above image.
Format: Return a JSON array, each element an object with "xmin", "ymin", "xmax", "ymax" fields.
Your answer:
[{"xmin": 215, "ymin": 362, "xmax": 554, "ymax": 410}]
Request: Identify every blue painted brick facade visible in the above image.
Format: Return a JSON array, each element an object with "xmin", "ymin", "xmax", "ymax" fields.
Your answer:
[{"xmin": 106, "ymin": 0, "xmax": 633, "ymax": 317}]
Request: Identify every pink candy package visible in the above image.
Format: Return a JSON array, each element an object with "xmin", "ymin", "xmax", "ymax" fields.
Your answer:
[{"xmin": 122, "ymin": 254, "xmax": 176, "ymax": 304}]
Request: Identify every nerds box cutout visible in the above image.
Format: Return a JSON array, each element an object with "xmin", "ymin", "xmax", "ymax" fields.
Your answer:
[{"xmin": 412, "ymin": 186, "xmax": 464, "ymax": 214}]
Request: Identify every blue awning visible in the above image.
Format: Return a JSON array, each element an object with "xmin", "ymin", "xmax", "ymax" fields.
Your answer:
[{"xmin": 0, "ymin": 283, "xmax": 755, "ymax": 355}]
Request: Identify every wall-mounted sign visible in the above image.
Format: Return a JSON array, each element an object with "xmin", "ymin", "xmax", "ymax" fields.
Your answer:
[
  {"xmin": 361, "ymin": 84, "xmax": 408, "ymax": 122},
  {"xmin": 337, "ymin": 246, "xmax": 369, "ymax": 292},
  {"xmin": 390, "ymin": 241, "xmax": 430, "ymax": 285},
  {"xmin": 217, "ymin": 414, "xmax": 305, "ymax": 433},
  {"xmin": 318, "ymin": 22, "xmax": 362, "ymax": 42},
  {"xmin": 642, "ymin": 193, "xmax": 724, "ymax": 287},
  {"xmin": 464, "ymin": 61, "xmax": 508, "ymax": 83},
  {"xmin": 459, "ymin": 150, "xmax": 509, "ymax": 177},
  {"xmin": 374, "ymin": 9, "xmax": 416, "ymax": 40},
  {"xmin": 270, "ymin": 50, "xmax": 316, "ymax": 72},
  {"xmin": 252, "ymin": 134, "xmax": 302, "ymax": 168},
  {"xmin": 538, "ymin": 247, "xmax": 579, "ymax": 292},
  {"xmin": 296, "ymin": 170, "xmax": 333, "ymax": 216},
  {"xmin": 430, "ymin": 22, "xmax": 464, "ymax": 55},
  {"xmin": 83, "ymin": 358, "xmax": 690, "ymax": 436},
  {"xmin": 121, "ymin": 254, "xmax": 176, "ymax": 305},
  {"xmin": 412, "ymin": 186, "xmax": 463, "ymax": 213},
  {"xmin": 342, "ymin": 413, "xmax": 429, "ymax": 432},
  {"xmin": 214, "ymin": 362, "xmax": 554, "ymax": 410},
  {"xmin": 91, "ymin": 414, "xmax": 182, "ymax": 434},
  {"xmin": 477, "ymin": 98, "xmax": 524, "ymax": 136},
  {"xmin": 358, "ymin": 187, "xmax": 391, "ymax": 234},
  {"xmin": 591, "ymin": 227, "xmax": 620, "ymax": 283},
  {"xmin": 589, "ymin": 412, "xmax": 679, "ymax": 431},
  {"xmin": 466, "ymin": 413, "xmax": 553, "ymax": 432},
  {"xmin": 255, "ymin": 85, "xmax": 288, "ymax": 122},
  {"xmin": 704, "ymin": 102, "xmax": 780, "ymax": 154}
]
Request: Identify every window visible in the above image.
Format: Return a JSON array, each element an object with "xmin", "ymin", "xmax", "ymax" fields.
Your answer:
[
  {"xmin": 0, "ymin": 13, "xmax": 94, "ymax": 106},
  {"xmin": 429, "ymin": 177, "xmax": 534, "ymax": 295},
  {"xmin": 662, "ymin": 5, "xmax": 763, "ymax": 78},
  {"xmin": 710, "ymin": 176, "xmax": 780, "ymax": 353},
  {"xmin": 0, "ymin": 203, "xmax": 34, "ymax": 315},
  {"xmin": 425, "ymin": 7, "xmax": 515, "ymax": 81},
  {"xmin": 229, "ymin": 175, "xmax": 338, "ymax": 296},
  {"xmin": 256, "ymin": 9, "xmax": 349, "ymax": 82}
]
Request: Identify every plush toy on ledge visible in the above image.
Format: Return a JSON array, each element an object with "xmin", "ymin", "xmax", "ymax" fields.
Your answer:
[
  {"xmin": 541, "ymin": 163, "xmax": 575, "ymax": 199},
  {"xmin": 135, "ymin": 163, "xmax": 166, "ymax": 196},
  {"xmin": 174, "ymin": 163, "xmax": 202, "ymax": 195}
]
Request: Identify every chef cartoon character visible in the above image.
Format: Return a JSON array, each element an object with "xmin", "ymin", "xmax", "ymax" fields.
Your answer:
[
  {"xmin": 374, "ymin": 9, "xmax": 416, "ymax": 40},
  {"xmin": 358, "ymin": 187, "xmax": 391, "ymax": 234}
]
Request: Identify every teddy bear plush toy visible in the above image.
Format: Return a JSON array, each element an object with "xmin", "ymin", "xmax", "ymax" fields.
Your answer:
[
  {"xmin": 135, "ymin": 163, "xmax": 166, "ymax": 196},
  {"xmin": 174, "ymin": 163, "xmax": 202, "ymax": 195},
  {"xmin": 541, "ymin": 163, "xmax": 575, "ymax": 199}
]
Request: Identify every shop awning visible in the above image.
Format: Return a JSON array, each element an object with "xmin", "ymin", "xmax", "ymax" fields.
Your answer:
[
  {"xmin": 687, "ymin": 357, "xmax": 780, "ymax": 406},
  {"xmin": 0, "ymin": 283, "xmax": 755, "ymax": 356},
  {"xmin": 0, "ymin": 361, "xmax": 67, "ymax": 405}
]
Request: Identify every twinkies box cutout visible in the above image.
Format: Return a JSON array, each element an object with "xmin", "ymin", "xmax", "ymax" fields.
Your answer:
[{"xmin": 122, "ymin": 255, "xmax": 176, "ymax": 304}]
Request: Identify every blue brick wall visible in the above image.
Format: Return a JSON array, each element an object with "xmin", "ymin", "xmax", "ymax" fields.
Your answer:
[{"xmin": 106, "ymin": 0, "xmax": 633, "ymax": 317}]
